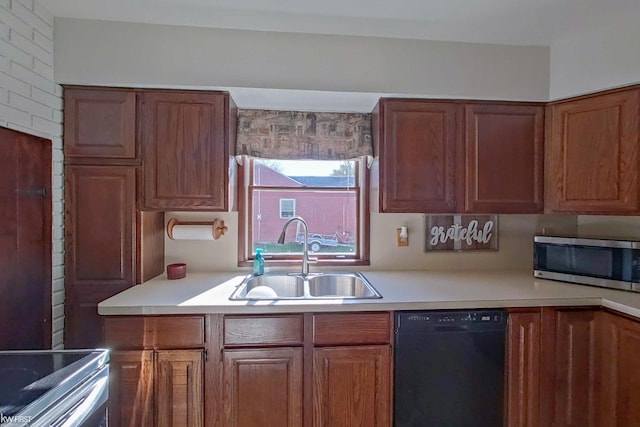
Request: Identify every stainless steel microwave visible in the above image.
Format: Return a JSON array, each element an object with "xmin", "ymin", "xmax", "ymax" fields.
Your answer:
[{"xmin": 534, "ymin": 236, "xmax": 640, "ymax": 292}]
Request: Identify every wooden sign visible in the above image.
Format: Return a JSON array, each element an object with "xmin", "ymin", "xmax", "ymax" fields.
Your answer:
[{"xmin": 425, "ymin": 215, "xmax": 498, "ymax": 252}]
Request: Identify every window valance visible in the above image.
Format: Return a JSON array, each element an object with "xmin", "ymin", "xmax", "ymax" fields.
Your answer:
[{"xmin": 236, "ymin": 109, "xmax": 373, "ymax": 160}]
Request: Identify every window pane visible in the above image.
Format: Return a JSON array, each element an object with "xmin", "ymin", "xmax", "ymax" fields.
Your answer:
[
  {"xmin": 252, "ymin": 188, "xmax": 357, "ymax": 255},
  {"xmin": 254, "ymin": 159, "xmax": 356, "ymax": 187},
  {"xmin": 250, "ymin": 159, "xmax": 359, "ymax": 257}
]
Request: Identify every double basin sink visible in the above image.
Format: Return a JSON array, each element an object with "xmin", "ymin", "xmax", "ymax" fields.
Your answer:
[{"xmin": 229, "ymin": 272, "xmax": 382, "ymax": 300}]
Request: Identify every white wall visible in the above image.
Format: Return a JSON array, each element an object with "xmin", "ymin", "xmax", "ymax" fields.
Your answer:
[
  {"xmin": 550, "ymin": 15, "xmax": 640, "ymax": 100},
  {"xmin": 53, "ymin": 18, "xmax": 550, "ymax": 102},
  {"xmin": 51, "ymin": 18, "xmax": 569, "ymax": 274},
  {"xmin": 0, "ymin": 0, "xmax": 63, "ymax": 348},
  {"xmin": 550, "ymin": 16, "xmax": 640, "ymax": 239},
  {"xmin": 165, "ymin": 212, "xmax": 578, "ymax": 272},
  {"xmin": 577, "ymin": 216, "xmax": 640, "ymax": 240}
]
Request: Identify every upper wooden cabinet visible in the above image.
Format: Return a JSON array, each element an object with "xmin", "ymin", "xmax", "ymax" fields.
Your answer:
[
  {"xmin": 373, "ymin": 99, "xmax": 461, "ymax": 213},
  {"xmin": 139, "ymin": 91, "xmax": 236, "ymax": 211},
  {"xmin": 546, "ymin": 88, "xmax": 640, "ymax": 214},
  {"xmin": 63, "ymin": 87, "xmax": 138, "ymax": 163},
  {"xmin": 464, "ymin": 104, "xmax": 544, "ymax": 213},
  {"xmin": 373, "ymin": 99, "xmax": 544, "ymax": 213}
]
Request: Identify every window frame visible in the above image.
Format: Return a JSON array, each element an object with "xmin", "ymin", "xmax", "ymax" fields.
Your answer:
[
  {"xmin": 279, "ymin": 198, "xmax": 296, "ymax": 219},
  {"xmin": 237, "ymin": 156, "xmax": 370, "ymax": 267}
]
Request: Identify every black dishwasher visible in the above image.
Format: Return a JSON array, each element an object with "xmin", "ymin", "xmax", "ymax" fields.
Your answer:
[{"xmin": 394, "ymin": 310, "xmax": 506, "ymax": 427}]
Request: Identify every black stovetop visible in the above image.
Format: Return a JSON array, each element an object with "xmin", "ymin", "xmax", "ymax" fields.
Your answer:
[{"xmin": 0, "ymin": 350, "xmax": 108, "ymax": 418}]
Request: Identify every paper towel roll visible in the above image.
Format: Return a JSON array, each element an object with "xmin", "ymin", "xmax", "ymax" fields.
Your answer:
[{"xmin": 169, "ymin": 224, "xmax": 214, "ymax": 240}]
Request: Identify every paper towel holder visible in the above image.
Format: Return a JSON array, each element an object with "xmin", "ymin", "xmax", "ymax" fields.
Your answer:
[{"xmin": 167, "ymin": 218, "xmax": 229, "ymax": 240}]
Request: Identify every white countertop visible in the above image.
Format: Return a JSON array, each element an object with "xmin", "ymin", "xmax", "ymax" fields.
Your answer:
[{"xmin": 97, "ymin": 270, "xmax": 640, "ymax": 319}]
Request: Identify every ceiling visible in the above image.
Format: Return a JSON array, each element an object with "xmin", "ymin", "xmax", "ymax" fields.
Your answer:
[{"xmin": 40, "ymin": 0, "xmax": 640, "ymax": 46}]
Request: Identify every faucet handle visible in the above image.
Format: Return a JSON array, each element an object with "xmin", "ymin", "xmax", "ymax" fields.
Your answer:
[{"xmin": 306, "ymin": 255, "xmax": 318, "ymax": 264}]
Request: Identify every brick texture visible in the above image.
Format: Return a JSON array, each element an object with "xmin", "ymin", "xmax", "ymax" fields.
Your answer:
[{"xmin": 0, "ymin": 0, "xmax": 64, "ymax": 349}]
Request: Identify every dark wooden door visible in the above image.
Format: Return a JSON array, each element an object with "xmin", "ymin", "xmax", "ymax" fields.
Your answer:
[
  {"xmin": 63, "ymin": 86, "xmax": 137, "ymax": 162},
  {"xmin": 110, "ymin": 350, "xmax": 155, "ymax": 427},
  {"xmin": 464, "ymin": 103, "xmax": 544, "ymax": 213},
  {"xmin": 546, "ymin": 88, "xmax": 640, "ymax": 213},
  {"xmin": 139, "ymin": 91, "xmax": 230, "ymax": 210},
  {"xmin": 313, "ymin": 345, "xmax": 390, "ymax": 427},
  {"xmin": 542, "ymin": 309, "xmax": 603, "ymax": 427},
  {"xmin": 223, "ymin": 347, "xmax": 303, "ymax": 427},
  {"xmin": 0, "ymin": 127, "xmax": 51, "ymax": 350},
  {"xmin": 156, "ymin": 350, "xmax": 204, "ymax": 427},
  {"xmin": 601, "ymin": 312, "xmax": 640, "ymax": 427},
  {"xmin": 506, "ymin": 309, "xmax": 541, "ymax": 427},
  {"xmin": 377, "ymin": 100, "xmax": 461, "ymax": 212},
  {"xmin": 64, "ymin": 165, "xmax": 136, "ymax": 348}
]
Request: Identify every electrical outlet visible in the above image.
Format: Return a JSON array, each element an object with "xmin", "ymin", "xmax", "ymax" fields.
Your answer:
[{"xmin": 396, "ymin": 228, "xmax": 409, "ymax": 246}]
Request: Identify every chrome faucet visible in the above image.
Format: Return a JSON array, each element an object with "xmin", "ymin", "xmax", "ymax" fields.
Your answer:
[{"xmin": 277, "ymin": 216, "xmax": 316, "ymax": 275}]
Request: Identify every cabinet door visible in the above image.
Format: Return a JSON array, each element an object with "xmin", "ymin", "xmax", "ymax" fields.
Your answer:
[
  {"xmin": 546, "ymin": 89, "xmax": 640, "ymax": 213},
  {"xmin": 140, "ymin": 91, "xmax": 230, "ymax": 210},
  {"xmin": 223, "ymin": 347, "xmax": 303, "ymax": 427},
  {"xmin": 65, "ymin": 166, "xmax": 136, "ymax": 288},
  {"xmin": 601, "ymin": 312, "xmax": 640, "ymax": 427},
  {"xmin": 64, "ymin": 87, "xmax": 137, "ymax": 161},
  {"xmin": 506, "ymin": 310, "xmax": 541, "ymax": 427},
  {"xmin": 64, "ymin": 165, "xmax": 136, "ymax": 347},
  {"xmin": 313, "ymin": 345, "xmax": 390, "ymax": 427},
  {"xmin": 110, "ymin": 350, "xmax": 155, "ymax": 427},
  {"xmin": 465, "ymin": 104, "xmax": 544, "ymax": 213},
  {"xmin": 544, "ymin": 309, "xmax": 603, "ymax": 427},
  {"xmin": 378, "ymin": 100, "xmax": 461, "ymax": 212},
  {"xmin": 156, "ymin": 350, "xmax": 204, "ymax": 427}
]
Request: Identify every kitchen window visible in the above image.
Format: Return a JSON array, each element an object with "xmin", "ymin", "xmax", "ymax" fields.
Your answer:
[{"xmin": 238, "ymin": 157, "xmax": 370, "ymax": 266}]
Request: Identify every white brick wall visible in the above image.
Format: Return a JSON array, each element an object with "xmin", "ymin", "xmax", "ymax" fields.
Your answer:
[{"xmin": 0, "ymin": 0, "xmax": 64, "ymax": 349}]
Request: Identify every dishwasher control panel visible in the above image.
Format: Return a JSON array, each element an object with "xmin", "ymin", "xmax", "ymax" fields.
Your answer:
[{"xmin": 396, "ymin": 309, "xmax": 506, "ymax": 333}]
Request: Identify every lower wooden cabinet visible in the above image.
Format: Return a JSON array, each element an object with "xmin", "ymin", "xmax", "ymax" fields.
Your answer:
[
  {"xmin": 601, "ymin": 311, "xmax": 640, "ymax": 427},
  {"xmin": 104, "ymin": 316, "xmax": 206, "ymax": 427},
  {"xmin": 109, "ymin": 350, "xmax": 154, "ymax": 427},
  {"xmin": 506, "ymin": 309, "xmax": 541, "ymax": 427},
  {"xmin": 105, "ymin": 309, "xmax": 640, "ymax": 427},
  {"xmin": 156, "ymin": 350, "xmax": 204, "ymax": 427},
  {"xmin": 507, "ymin": 307, "xmax": 640, "ymax": 427},
  {"xmin": 311, "ymin": 312, "xmax": 391, "ymax": 427},
  {"xmin": 110, "ymin": 349, "xmax": 204, "ymax": 427},
  {"xmin": 546, "ymin": 309, "xmax": 603, "ymax": 427},
  {"xmin": 313, "ymin": 345, "xmax": 390, "ymax": 427},
  {"xmin": 223, "ymin": 348, "xmax": 303, "ymax": 427},
  {"xmin": 218, "ymin": 312, "xmax": 392, "ymax": 427}
]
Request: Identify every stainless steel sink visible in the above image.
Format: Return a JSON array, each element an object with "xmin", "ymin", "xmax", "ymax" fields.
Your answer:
[
  {"xmin": 230, "ymin": 274, "xmax": 305, "ymax": 299},
  {"xmin": 229, "ymin": 272, "xmax": 382, "ymax": 300},
  {"xmin": 308, "ymin": 273, "xmax": 382, "ymax": 298}
]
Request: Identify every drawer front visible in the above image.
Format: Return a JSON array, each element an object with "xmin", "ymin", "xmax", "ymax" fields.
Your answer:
[
  {"xmin": 104, "ymin": 316, "xmax": 205, "ymax": 349},
  {"xmin": 224, "ymin": 315, "xmax": 304, "ymax": 347},
  {"xmin": 313, "ymin": 312, "xmax": 391, "ymax": 345}
]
